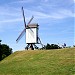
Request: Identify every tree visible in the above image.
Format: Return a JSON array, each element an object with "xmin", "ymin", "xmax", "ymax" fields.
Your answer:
[
  {"xmin": 45, "ymin": 43, "xmax": 61, "ymax": 50},
  {"xmin": 46, "ymin": 43, "xmax": 51, "ymax": 49},
  {"xmin": 0, "ymin": 40, "xmax": 2, "ymax": 61},
  {"xmin": 73, "ymin": 45, "xmax": 75, "ymax": 47},
  {"xmin": 1, "ymin": 44, "xmax": 12, "ymax": 58},
  {"xmin": 50, "ymin": 44, "xmax": 60, "ymax": 49},
  {"xmin": 0, "ymin": 40, "xmax": 12, "ymax": 61},
  {"xmin": 0, "ymin": 40, "xmax": 2, "ymax": 42}
]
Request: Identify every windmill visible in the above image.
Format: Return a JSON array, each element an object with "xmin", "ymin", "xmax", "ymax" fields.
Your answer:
[{"xmin": 16, "ymin": 7, "xmax": 43, "ymax": 50}]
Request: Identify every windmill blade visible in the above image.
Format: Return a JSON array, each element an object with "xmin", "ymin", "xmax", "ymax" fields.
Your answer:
[
  {"xmin": 22, "ymin": 7, "xmax": 26, "ymax": 28},
  {"xmin": 27, "ymin": 16, "xmax": 34, "ymax": 25},
  {"xmin": 22, "ymin": 7, "xmax": 33, "ymax": 32},
  {"xmin": 16, "ymin": 29, "xmax": 25, "ymax": 43},
  {"xmin": 27, "ymin": 16, "xmax": 34, "ymax": 32}
]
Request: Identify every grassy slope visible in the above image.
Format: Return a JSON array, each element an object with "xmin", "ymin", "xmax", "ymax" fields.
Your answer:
[{"xmin": 0, "ymin": 48, "xmax": 75, "ymax": 75}]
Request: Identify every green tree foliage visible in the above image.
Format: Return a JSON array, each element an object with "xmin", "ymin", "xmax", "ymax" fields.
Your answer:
[
  {"xmin": 73, "ymin": 45, "xmax": 75, "ymax": 47},
  {"xmin": 0, "ymin": 40, "xmax": 2, "ymax": 61},
  {"xmin": 45, "ymin": 43, "xmax": 61, "ymax": 49},
  {"xmin": 45, "ymin": 43, "xmax": 50, "ymax": 49},
  {"xmin": 0, "ymin": 40, "xmax": 12, "ymax": 61}
]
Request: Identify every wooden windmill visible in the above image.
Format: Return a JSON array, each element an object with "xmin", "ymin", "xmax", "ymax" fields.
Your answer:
[{"xmin": 16, "ymin": 7, "xmax": 43, "ymax": 50}]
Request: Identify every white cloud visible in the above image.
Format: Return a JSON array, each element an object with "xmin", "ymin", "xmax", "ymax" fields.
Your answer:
[
  {"xmin": 29, "ymin": 9, "xmax": 74, "ymax": 19},
  {"xmin": 43, "ymin": 0, "xmax": 49, "ymax": 2},
  {"xmin": 0, "ymin": 9, "xmax": 73, "ymax": 25},
  {"xmin": 58, "ymin": 9, "xmax": 74, "ymax": 17},
  {"xmin": 0, "ymin": 5, "xmax": 74, "ymax": 26},
  {"xmin": 50, "ymin": 9, "xmax": 74, "ymax": 19},
  {"xmin": 0, "ymin": 18, "xmax": 22, "ymax": 23},
  {"xmin": 0, "ymin": 1, "xmax": 74, "ymax": 34},
  {"xmin": 12, "ymin": 0, "xmax": 34, "ymax": 4},
  {"xmin": 0, "ymin": 6, "xmax": 22, "ymax": 23}
]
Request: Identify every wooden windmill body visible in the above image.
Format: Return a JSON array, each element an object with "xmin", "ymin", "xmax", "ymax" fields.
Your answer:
[{"xmin": 26, "ymin": 24, "xmax": 39, "ymax": 44}]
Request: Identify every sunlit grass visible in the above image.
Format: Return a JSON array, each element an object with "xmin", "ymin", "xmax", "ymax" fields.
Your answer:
[{"xmin": 0, "ymin": 48, "xmax": 75, "ymax": 75}]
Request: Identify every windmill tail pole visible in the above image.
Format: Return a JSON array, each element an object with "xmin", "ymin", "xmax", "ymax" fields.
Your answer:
[{"xmin": 38, "ymin": 37, "xmax": 44, "ymax": 49}]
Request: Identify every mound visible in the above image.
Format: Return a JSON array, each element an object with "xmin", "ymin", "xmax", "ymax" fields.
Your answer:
[{"xmin": 0, "ymin": 48, "xmax": 75, "ymax": 75}]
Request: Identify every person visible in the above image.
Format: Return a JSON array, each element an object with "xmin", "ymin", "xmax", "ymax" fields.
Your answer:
[{"xmin": 64, "ymin": 43, "xmax": 66, "ymax": 48}]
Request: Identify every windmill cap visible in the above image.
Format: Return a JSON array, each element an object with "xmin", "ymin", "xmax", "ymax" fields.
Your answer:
[{"xmin": 27, "ymin": 23, "xmax": 39, "ymax": 28}]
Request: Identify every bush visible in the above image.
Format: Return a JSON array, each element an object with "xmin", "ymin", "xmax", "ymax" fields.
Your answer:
[
  {"xmin": 0, "ymin": 40, "xmax": 12, "ymax": 61},
  {"xmin": 45, "ymin": 43, "xmax": 61, "ymax": 50},
  {"xmin": 0, "ymin": 43, "xmax": 2, "ymax": 61},
  {"xmin": 73, "ymin": 45, "xmax": 75, "ymax": 47}
]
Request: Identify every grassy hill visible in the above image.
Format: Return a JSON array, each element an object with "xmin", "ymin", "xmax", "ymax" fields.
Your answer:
[{"xmin": 0, "ymin": 48, "xmax": 75, "ymax": 75}]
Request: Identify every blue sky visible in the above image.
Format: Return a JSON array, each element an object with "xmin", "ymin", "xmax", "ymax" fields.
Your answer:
[{"xmin": 0, "ymin": 0, "xmax": 74, "ymax": 52}]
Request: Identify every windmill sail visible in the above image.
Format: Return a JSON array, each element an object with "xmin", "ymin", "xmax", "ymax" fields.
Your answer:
[
  {"xmin": 22, "ymin": 7, "xmax": 26, "ymax": 28},
  {"xmin": 27, "ymin": 16, "xmax": 34, "ymax": 32},
  {"xmin": 16, "ymin": 7, "xmax": 34, "ymax": 43},
  {"xmin": 16, "ymin": 29, "xmax": 25, "ymax": 42},
  {"xmin": 27, "ymin": 16, "xmax": 34, "ymax": 25}
]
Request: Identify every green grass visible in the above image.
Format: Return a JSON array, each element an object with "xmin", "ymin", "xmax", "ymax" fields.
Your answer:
[{"xmin": 0, "ymin": 48, "xmax": 75, "ymax": 75}]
